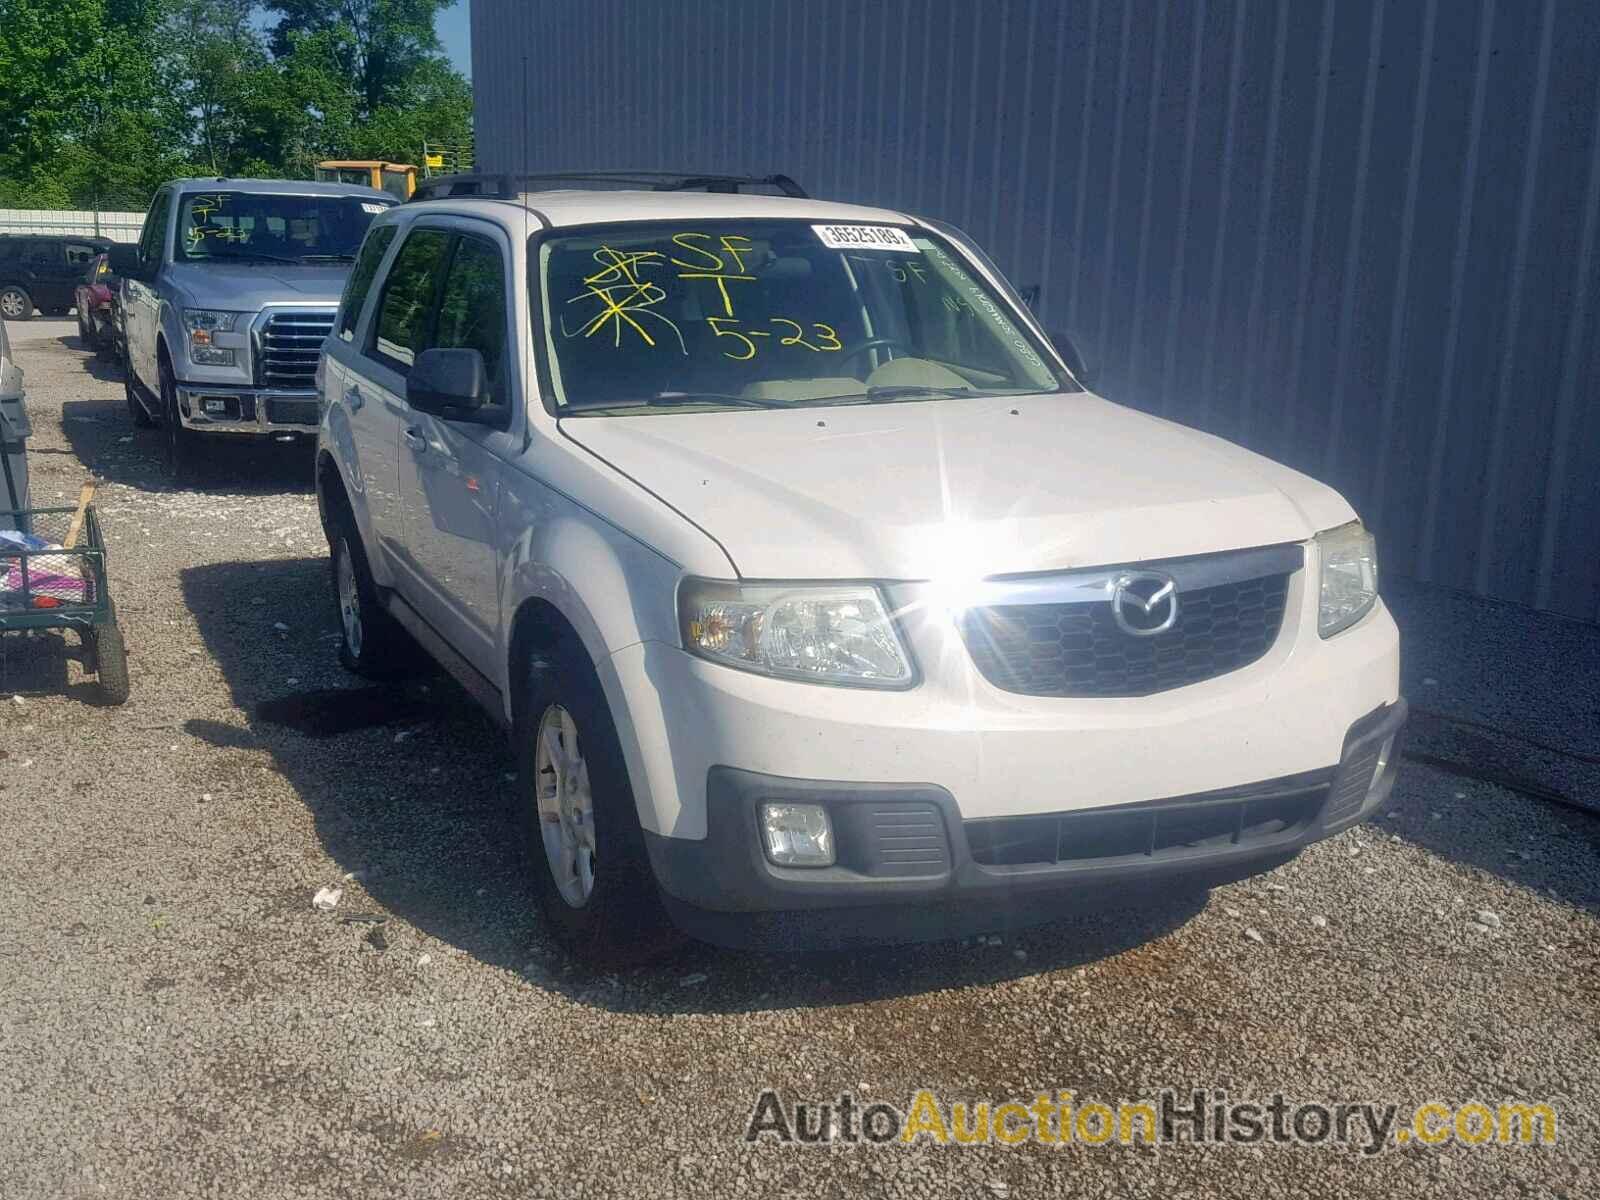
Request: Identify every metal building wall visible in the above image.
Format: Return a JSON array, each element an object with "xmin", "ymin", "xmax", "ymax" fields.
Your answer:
[{"xmin": 472, "ymin": 0, "xmax": 1600, "ymax": 622}]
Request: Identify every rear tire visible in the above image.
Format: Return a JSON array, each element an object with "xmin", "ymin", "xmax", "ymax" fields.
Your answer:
[
  {"xmin": 0, "ymin": 287, "xmax": 32, "ymax": 321},
  {"xmin": 515, "ymin": 641, "xmax": 675, "ymax": 965},
  {"xmin": 326, "ymin": 501, "xmax": 417, "ymax": 679},
  {"xmin": 86, "ymin": 623, "xmax": 131, "ymax": 706}
]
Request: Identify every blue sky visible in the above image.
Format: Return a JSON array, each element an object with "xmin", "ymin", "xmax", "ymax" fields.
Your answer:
[{"xmin": 437, "ymin": 1, "xmax": 472, "ymax": 78}]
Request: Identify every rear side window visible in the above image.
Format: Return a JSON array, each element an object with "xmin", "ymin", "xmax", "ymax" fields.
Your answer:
[
  {"xmin": 337, "ymin": 225, "xmax": 396, "ymax": 342},
  {"xmin": 63, "ymin": 243, "xmax": 97, "ymax": 267},
  {"xmin": 433, "ymin": 235, "xmax": 509, "ymax": 402},
  {"xmin": 370, "ymin": 228, "xmax": 451, "ymax": 370}
]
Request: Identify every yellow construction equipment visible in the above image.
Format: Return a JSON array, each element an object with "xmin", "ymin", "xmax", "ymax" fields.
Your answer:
[{"xmin": 314, "ymin": 161, "xmax": 418, "ymax": 200}]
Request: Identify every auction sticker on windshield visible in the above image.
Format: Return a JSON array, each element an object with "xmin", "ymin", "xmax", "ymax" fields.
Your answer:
[{"xmin": 812, "ymin": 224, "xmax": 919, "ymax": 252}]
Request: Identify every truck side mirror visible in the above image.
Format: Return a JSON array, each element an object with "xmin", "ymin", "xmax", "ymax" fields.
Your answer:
[
  {"xmin": 1049, "ymin": 329, "xmax": 1098, "ymax": 388},
  {"xmin": 105, "ymin": 244, "xmax": 146, "ymax": 281},
  {"xmin": 408, "ymin": 347, "xmax": 490, "ymax": 421}
]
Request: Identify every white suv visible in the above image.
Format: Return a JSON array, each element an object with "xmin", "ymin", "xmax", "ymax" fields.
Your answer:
[{"xmin": 315, "ymin": 173, "xmax": 1404, "ymax": 962}]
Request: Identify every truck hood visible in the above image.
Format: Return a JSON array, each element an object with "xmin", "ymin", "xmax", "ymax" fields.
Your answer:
[
  {"xmin": 166, "ymin": 262, "xmax": 348, "ymax": 310},
  {"xmin": 561, "ymin": 393, "xmax": 1357, "ymax": 580}
]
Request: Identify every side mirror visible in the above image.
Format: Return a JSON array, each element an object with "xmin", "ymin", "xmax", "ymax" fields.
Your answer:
[
  {"xmin": 1049, "ymin": 329, "xmax": 1098, "ymax": 388},
  {"xmin": 105, "ymin": 244, "xmax": 145, "ymax": 281},
  {"xmin": 408, "ymin": 347, "xmax": 490, "ymax": 420}
]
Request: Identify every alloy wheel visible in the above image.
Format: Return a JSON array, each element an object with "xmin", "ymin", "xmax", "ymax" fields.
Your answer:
[{"xmin": 534, "ymin": 703, "xmax": 596, "ymax": 908}]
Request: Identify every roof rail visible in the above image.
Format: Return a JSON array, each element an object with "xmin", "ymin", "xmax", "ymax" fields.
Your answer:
[{"xmin": 409, "ymin": 171, "xmax": 807, "ymax": 203}]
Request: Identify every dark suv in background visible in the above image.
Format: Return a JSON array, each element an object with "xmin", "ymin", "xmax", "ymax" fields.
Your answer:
[{"xmin": 0, "ymin": 234, "xmax": 112, "ymax": 320}]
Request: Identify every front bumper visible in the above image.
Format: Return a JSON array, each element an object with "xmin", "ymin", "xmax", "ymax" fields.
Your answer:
[
  {"xmin": 646, "ymin": 699, "xmax": 1405, "ymax": 949},
  {"xmin": 174, "ymin": 381, "xmax": 320, "ymax": 437}
]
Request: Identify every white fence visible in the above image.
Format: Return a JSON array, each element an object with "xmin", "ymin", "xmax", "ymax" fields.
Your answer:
[{"xmin": 0, "ymin": 209, "xmax": 145, "ymax": 243}]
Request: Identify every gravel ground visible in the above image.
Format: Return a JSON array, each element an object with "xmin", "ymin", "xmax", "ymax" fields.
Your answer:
[{"xmin": 1, "ymin": 320, "xmax": 1596, "ymax": 1199}]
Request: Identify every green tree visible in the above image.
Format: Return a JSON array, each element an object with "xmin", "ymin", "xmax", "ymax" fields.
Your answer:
[
  {"xmin": 0, "ymin": 0, "xmax": 186, "ymax": 209},
  {"xmin": 263, "ymin": 0, "xmax": 456, "ymax": 115}
]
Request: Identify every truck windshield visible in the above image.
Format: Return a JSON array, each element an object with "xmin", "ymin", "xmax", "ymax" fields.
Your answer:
[
  {"xmin": 536, "ymin": 220, "xmax": 1070, "ymax": 413},
  {"xmin": 175, "ymin": 191, "xmax": 392, "ymax": 264}
]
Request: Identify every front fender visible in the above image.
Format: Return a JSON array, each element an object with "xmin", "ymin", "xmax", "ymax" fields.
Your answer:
[{"xmin": 500, "ymin": 507, "xmax": 683, "ymax": 834}]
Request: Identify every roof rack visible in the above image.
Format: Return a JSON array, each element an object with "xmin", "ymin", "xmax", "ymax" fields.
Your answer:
[{"xmin": 408, "ymin": 171, "xmax": 808, "ymax": 203}]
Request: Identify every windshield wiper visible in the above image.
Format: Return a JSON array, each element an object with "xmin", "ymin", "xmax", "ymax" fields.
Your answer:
[
  {"xmin": 200, "ymin": 250, "xmax": 302, "ymax": 265},
  {"xmin": 799, "ymin": 384, "xmax": 979, "ymax": 406},
  {"xmin": 298, "ymin": 253, "xmax": 358, "ymax": 263},
  {"xmin": 863, "ymin": 385, "xmax": 976, "ymax": 401},
  {"xmin": 600, "ymin": 391, "xmax": 788, "ymax": 411}
]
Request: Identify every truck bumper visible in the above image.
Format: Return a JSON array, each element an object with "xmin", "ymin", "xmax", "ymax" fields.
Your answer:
[
  {"xmin": 644, "ymin": 699, "xmax": 1405, "ymax": 950},
  {"xmin": 175, "ymin": 381, "xmax": 320, "ymax": 437}
]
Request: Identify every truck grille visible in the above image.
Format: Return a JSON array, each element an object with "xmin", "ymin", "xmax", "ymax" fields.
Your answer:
[
  {"xmin": 256, "ymin": 310, "xmax": 334, "ymax": 389},
  {"xmin": 957, "ymin": 551, "xmax": 1296, "ymax": 698}
]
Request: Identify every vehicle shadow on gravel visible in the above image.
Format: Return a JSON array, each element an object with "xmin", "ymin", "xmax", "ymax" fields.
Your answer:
[
  {"xmin": 181, "ymin": 555, "xmax": 1218, "ymax": 1014},
  {"xmin": 55, "ymin": 333, "xmax": 121, "ymax": 384},
  {"xmin": 58, "ymin": 394, "xmax": 316, "ymax": 495}
]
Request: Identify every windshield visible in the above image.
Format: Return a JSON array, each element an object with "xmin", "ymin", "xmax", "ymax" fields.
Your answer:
[
  {"xmin": 175, "ymin": 191, "xmax": 392, "ymax": 263},
  {"xmin": 537, "ymin": 220, "xmax": 1069, "ymax": 413}
]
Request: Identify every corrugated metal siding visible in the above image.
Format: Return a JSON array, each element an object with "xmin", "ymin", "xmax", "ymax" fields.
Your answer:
[{"xmin": 473, "ymin": 0, "xmax": 1600, "ymax": 622}]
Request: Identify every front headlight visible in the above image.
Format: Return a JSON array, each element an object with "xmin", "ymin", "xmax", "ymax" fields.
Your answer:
[
  {"xmin": 1317, "ymin": 520, "xmax": 1379, "ymax": 638},
  {"xmin": 183, "ymin": 308, "xmax": 241, "ymax": 366},
  {"xmin": 678, "ymin": 578, "xmax": 914, "ymax": 687}
]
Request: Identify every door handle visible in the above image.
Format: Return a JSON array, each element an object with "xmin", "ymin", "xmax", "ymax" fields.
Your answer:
[
  {"xmin": 345, "ymin": 386, "xmax": 364, "ymax": 412},
  {"xmin": 403, "ymin": 426, "xmax": 427, "ymax": 453}
]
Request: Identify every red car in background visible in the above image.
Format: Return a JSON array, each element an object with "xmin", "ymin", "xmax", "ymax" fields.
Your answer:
[{"xmin": 73, "ymin": 252, "xmax": 121, "ymax": 359}]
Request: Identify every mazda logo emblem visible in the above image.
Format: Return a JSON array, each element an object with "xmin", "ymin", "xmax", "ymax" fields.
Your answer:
[{"xmin": 1110, "ymin": 571, "xmax": 1179, "ymax": 637}]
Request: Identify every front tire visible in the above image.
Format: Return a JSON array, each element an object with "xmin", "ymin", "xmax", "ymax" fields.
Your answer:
[
  {"xmin": 158, "ymin": 358, "xmax": 197, "ymax": 481},
  {"xmin": 124, "ymin": 350, "xmax": 154, "ymax": 427},
  {"xmin": 515, "ymin": 642, "xmax": 674, "ymax": 964}
]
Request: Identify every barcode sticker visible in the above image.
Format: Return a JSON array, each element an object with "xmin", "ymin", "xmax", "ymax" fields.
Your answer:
[{"xmin": 812, "ymin": 224, "xmax": 919, "ymax": 252}]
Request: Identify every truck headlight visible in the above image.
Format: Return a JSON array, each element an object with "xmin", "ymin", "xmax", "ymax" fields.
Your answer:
[
  {"xmin": 679, "ymin": 579, "xmax": 914, "ymax": 687},
  {"xmin": 183, "ymin": 308, "xmax": 241, "ymax": 367},
  {"xmin": 1317, "ymin": 521, "xmax": 1379, "ymax": 638}
]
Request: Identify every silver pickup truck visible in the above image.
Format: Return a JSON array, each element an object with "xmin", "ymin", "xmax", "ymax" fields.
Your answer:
[{"xmin": 111, "ymin": 178, "xmax": 396, "ymax": 479}]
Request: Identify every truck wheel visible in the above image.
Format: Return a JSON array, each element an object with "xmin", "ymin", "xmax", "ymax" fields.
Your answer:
[
  {"xmin": 327, "ymin": 503, "xmax": 417, "ymax": 679},
  {"xmin": 124, "ymin": 350, "xmax": 154, "ymax": 427},
  {"xmin": 158, "ymin": 358, "xmax": 197, "ymax": 481},
  {"xmin": 86, "ymin": 623, "xmax": 132, "ymax": 705},
  {"xmin": 0, "ymin": 287, "xmax": 32, "ymax": 321},
  {"xmin": 515, "ymin": 642, "xmax": 674, "ymax": 964}
]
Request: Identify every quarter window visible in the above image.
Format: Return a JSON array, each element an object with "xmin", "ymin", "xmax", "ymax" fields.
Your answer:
[
  {"xmin": 337, "ymin": 225, "xmax": 397, "ymax": 342},
  {"xmin": 369, "ymin": 228, "xmax": 451, "ymax": 370}
]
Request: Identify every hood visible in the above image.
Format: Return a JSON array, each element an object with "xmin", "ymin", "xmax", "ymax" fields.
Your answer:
[
  {"xmin": 166, "ymin": 262, "xmax": 350, "ymax": 311},
  {"xmin": 562, "ymin": 393, "xmax": 1357, "ymax": 580}
]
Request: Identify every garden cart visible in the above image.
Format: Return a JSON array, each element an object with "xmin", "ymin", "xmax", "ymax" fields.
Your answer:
[{"xmin": 1, "ymin": 481, "xmax": 130, "ymax": 705}]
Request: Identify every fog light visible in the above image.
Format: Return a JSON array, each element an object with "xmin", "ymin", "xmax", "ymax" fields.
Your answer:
[{"xmin": 760, "ymin": 802, "xmax": 835, "ymax": 867}]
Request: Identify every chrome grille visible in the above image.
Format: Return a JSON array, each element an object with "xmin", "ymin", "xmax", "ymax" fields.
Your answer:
[
  {"xmin": 957, "ymin": 545, "xmax": 1300, "ymax": 698},
  {"xmin": 256, "ymin": 310, "xmax": 334, "ymax": 389}
]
